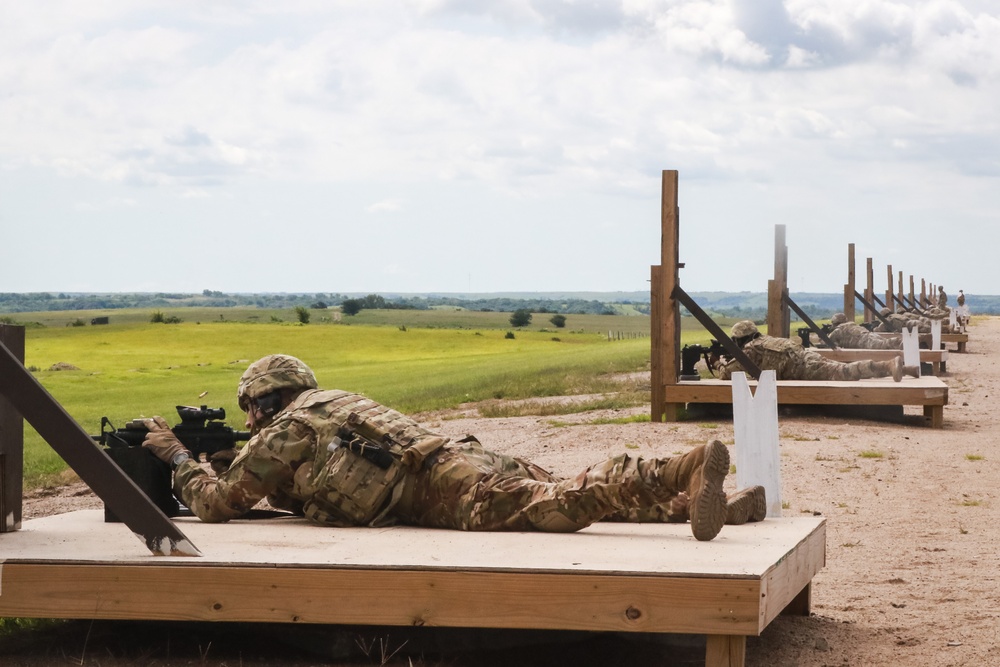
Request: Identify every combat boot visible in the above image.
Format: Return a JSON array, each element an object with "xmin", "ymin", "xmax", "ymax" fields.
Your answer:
[
  {"xmin": 659, "ymin": 440, "xmax": 729, "ymax": 541},
  {"xmin": 890, "ymin": 356, "xmax": 903, "ymax": 382},
  {"xmin": 725, "ymin": 486, "xmax": 767, "ymax": 525}
]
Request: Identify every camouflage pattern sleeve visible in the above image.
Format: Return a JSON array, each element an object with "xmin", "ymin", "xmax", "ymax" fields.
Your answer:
[
  {"xmin": 716, "ymin": 354, "xmax": 746, "ymax": 380},
  {"xmin": 173, "ymin": 419, "xmax": 318, "ymax": 522}
]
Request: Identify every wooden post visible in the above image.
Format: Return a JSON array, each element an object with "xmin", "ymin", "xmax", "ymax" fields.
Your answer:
[
  {"xmin": 844, "ymin": 243, "xmax": 855, "ymax": 320},
  {"xmin": 909, "ymin": 276, "xmax": 915, "ymax": 307},
  {"xmin": 767, "ymin": 225, "xmax": 788, "ymax": 338},
  {"xmin": 864, "ymin": 258, "xmax": 874, "ymax": 323},
  {"xmin": 651, "ymin": 264, "xmax": 664, "ymax": 421},
  {"xmin": 885, "ymin": 265, "xmax": 893, "ymax": 310},
  {"xmin": 897, "ymin": 271, "xmax": 904, "ymax": 309},
  {"xmin": 921, "ymin": 279, "xmax": 927, "ymax": 308},
  {"xmin": 0, "ymin": 324, "xmax": 24, "ymax": 532},
  {"xmin": 652, "ymin": 170, "xmax": 682, "ymax": 422}
]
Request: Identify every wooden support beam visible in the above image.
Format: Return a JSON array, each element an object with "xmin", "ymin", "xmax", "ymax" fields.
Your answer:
[
  {"xmin": 864, "ymin": 258, "xmax": 875, "ymax": 323},
  {"xmin": 844, "ymin": 243, "xmax": 856, "ymax": 320},
  {"xmin": 652, "ymin": 170, "xmax": 682, "ymax": 422},
  {"xmin": 0, "ymin": 339, "xmax": 201, "ymax": 556},
  {"xmin": 706, "ymin": 634, "xmax": 747, "ymax": 667},
  {"xmin": 651, "ymin": 264, "xmax": 665, "ymax": 422},
  {"xmin": 885, "ymin": 264, "xmax": 896, "ymax": 310},
  {"xmin": 767, "ymin": 225, "xmax": 789, "ymax": 338},
  {"xmin": 0, "ymin": 324, "xmax": 25, "ymax": 532}
]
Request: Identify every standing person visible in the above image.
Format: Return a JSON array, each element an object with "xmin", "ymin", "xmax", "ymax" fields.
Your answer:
[
  {"xmin": 142, "ymin": 355, "xmax": 767, "ymax": 542},
  {"xmin": 713, "ymin": 321, "xmax": 918, "ymax": 382}
]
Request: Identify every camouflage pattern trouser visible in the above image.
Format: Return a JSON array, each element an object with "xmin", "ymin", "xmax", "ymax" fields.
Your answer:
[
  {"xmin": 831, "ymin": 328, "xmax": 901, "ymax": 349},
  {"xmin": 799, "ymin": 352, "xmax": 893, "ymax": 380},
  {"xmin": 392, "ymin": 441, "xmax": 685, "ymax": 533}
]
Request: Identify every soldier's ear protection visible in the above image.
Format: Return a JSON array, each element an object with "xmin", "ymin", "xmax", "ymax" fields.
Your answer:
[{"xmin": 254, "ymin": 391, "xmax": 284, "ymax": 419}]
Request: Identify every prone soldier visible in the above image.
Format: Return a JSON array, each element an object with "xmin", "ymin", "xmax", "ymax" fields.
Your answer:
[
  {"xmin": 140, "ymin": 354, "xmax": 768, "ymax": 542},
  {"xmin": 713, "ymin": 321, "xmax": 918, "ymax": 382}
]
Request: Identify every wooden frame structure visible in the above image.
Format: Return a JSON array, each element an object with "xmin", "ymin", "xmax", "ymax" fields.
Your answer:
[
  {"xmin": 819, "ymin": 248, "xmax": 950, "ymax": 375},
  {"xmin": 650, "ymin": 176, "xmax": 949, "ymax": 428},
  {"xmin": 1, "ymin": 510, "xmax": 826, "ymax": 667},
  {"xmin": 879, "ymin": 266, "xmax": 969, "ymax": 352},
  {"xmin": 0, "ymin": 327, "xmax": 199, "ymax": 555},
  {"xmin": 2, "ymin": 307, "xmax": 828, "ymax": 666}
]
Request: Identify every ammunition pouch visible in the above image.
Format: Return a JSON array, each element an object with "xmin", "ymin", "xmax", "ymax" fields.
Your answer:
[
  {"xmin": 303, "ymin": 410, "xmax": 449, "ymax": 526},
  {"xmin": 305, "ymin": 439, "xmax": 407, "ymax": 526}
]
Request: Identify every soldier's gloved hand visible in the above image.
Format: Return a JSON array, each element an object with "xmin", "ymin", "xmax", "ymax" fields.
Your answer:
[
  {"xmin": 209, "ymin": 448, "xmax": 239, "ymax": 475},
  {"xmin": 141, "ymin": 416, "xmax": 190, "ymax": 464}
]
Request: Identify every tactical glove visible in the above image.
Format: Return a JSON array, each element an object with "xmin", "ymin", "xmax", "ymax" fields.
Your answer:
[{"xmin": 141, "ymin": 416, "xmax": 191, "ymax": 464}]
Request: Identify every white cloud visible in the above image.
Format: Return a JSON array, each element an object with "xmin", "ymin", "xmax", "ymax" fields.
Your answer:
[{"xmin": 1, "ymin": 0, "xmax": 999, "ymax": 294}]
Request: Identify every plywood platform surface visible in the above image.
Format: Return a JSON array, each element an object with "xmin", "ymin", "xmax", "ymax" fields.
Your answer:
[
  {"xmin": 812, "ymin": 349, "xmax": 947, "ymax": 362},
  {"xmin": 2, "ymin": 510, "xmax": 822, "ymax": 578}
]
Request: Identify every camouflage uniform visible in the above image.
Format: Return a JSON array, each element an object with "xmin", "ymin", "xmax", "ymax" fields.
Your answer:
[
  {"xmin": 876, "ymin": 308, "xmax": 956, "ymax": 334},
  {"xmin": 829, "ymin": 322, "xmax": 902, "ymax": 350},
  {"xmin": 715, "ymin": 323, "xmax": 901, "ymax": 381},
  {"xmin": 174, "ymin": 387, "xmax": 729, "ymax": 537}
]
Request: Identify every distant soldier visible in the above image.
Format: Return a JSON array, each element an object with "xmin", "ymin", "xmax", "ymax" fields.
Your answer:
[
  {"xmin": 829, "ymin": 313, "xmax": 932, "ymax": 349},
  {"xmin": 955, "ymin": 290, "xmax": 970, "ymax": 329},
  {"xmin": 876, "ymin": 307, "xmax": 958, "ymax": 334},
  {"xmin": 828, "ymin": 313, "xmax": 903, "ymax": 349},
  {"xmin": 714, "ymin": 321, "xmax": 918, "ymax": 382},
  {"xmin": 938, "ymin": 286, "xmax": 948, "ymax": 308}
]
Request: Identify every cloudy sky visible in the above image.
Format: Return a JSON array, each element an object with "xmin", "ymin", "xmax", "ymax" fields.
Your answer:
[{"xmin": 2, "ymin": 1, "xmax": 997, "ymax": 297}]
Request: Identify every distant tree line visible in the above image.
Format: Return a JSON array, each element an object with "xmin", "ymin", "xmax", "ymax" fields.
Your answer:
[
  {"xmin": 3, "ymin": 290, "xmax": 997, "ymax": 317},
  {"xmin": 0, "ymin": 292, "xmax": 627, "ymax": 316}
]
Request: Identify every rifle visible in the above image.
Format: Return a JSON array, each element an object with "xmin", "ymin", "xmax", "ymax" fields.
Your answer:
[
  {"xmin": 94, "ymin": 405, "xmax": 251, "ymax": 522},
  {"xmin": 680, "ymin": 340, "xmax": 726, "ymax": 380},
  {"xmin": 798, "ymin": 324, "xmax": 834, "ymax": 348}
]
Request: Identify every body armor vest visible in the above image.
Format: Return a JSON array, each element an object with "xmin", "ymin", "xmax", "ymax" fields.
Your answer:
[{"xmin": 276, "ymin": 389, "xmax": 448, "ymax": 526}]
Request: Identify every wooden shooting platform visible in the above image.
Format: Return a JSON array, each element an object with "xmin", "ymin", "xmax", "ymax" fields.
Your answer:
[
  {"xmin": 812, "ymin": 348, "xmax": 949, "ymax": 376},
  {"xmin": 649, "ymin": 172, "xmax": 950, "ymax": 428},
  {"xmin": 0, "ymin": 510, "xmax": 826, "ymax": 667},
  {"xmin": 665, "ymin": 376, "xmax": 948, "ymax": 428},
  {"xmin": 941, "ymin": 332, "xmax": 969, "ymax": 353}
]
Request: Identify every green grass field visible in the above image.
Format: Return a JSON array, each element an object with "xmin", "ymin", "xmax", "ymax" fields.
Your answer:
[{"xmin": 7, "ymin": 307, "xmax": 740, "ymax": 487}]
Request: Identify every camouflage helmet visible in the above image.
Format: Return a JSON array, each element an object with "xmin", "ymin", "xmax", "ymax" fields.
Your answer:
[
  {"xmin": 237, "ymin": 354, "xmax": 318, "ymax": 411},
  {"xmin": 730, "ymin": 320, "xmax": 759, "ymax": 338},
  {"xmin": 830, "ymin": 313, "xmax": 848, "ymax": 326}
]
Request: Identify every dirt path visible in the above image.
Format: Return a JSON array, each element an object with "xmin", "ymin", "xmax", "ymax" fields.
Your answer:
[{"xmin": 9, "ymin": 318, "xmax": 1000, "ymax": 666}]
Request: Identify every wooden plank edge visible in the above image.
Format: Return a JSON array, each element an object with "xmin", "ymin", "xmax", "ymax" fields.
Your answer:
[
  {"xmin": 757, "ymin": 520, "xmax": 826, "ymax": 632},
  {"xmin": 0, "ymin": 563, "xmax": 766, "ymax": 636}
]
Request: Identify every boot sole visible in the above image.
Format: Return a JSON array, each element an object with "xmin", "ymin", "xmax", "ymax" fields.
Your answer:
[
  {"xmin": 725, "ymin": 485, "xmax": 767, "ymax": 525},
  {"xmin": 690, "ymin": 440, "xmax": 730, "ymax": 541}
]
